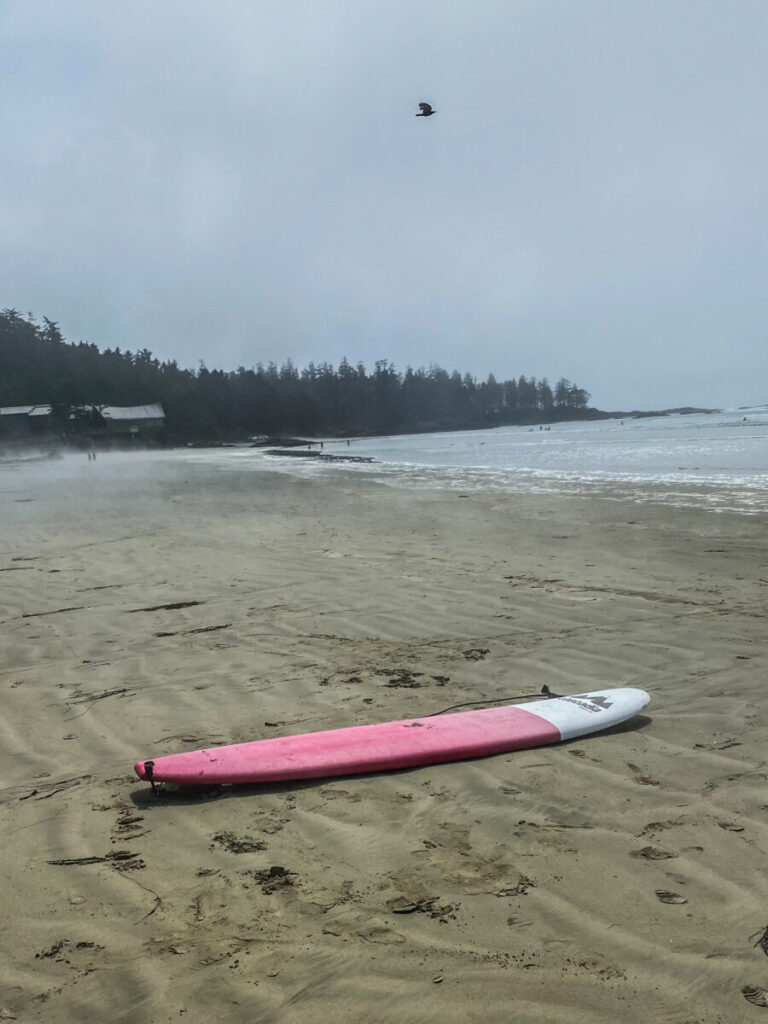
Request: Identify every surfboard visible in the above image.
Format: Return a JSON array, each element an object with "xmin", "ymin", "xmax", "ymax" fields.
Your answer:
[{"xmin": 134, "ymin": 688, "xmax": 649, "ymax": 786}]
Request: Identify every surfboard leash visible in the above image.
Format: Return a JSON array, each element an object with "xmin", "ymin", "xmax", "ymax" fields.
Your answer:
[{"xmin": 427, "ymin": 684, "xmax": 563, "ymax": 717}]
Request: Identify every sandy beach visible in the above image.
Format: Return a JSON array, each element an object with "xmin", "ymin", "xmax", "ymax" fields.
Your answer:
[{"xmin": 1, "ymin": 450, "xmax": 767, "ymax": 1023}]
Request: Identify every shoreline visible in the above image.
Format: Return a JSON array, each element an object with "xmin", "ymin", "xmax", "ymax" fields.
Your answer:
[
  {"xmin": 0, "ymin": 402, "xmax": 729, "ymax": 460},
  {"xmin": 1, "ymin": 454, "xmax": 766, "ymax": 1023}
]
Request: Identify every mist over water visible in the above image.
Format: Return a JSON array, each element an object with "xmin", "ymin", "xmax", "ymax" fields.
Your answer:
[
  {"xmin": 3, "ymin": 409, "xmax": 767, "ymax": 519},
  {"xmin": 0, "ymin": 448, "xmax": 200, "ymax": 543}
]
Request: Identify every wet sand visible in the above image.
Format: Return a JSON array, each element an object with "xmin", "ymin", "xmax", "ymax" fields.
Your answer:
[{"xmin": 1, "ymin": 450, "xmax": 767, "ymax": 1023}]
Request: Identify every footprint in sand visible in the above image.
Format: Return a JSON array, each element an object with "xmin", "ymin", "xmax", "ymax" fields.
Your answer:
[
  {"xmin": 638, "ymin": 819, "xmax": 684, "ymax": 838},
  {"xmin": 632, "ymin": 846, "xmax": 677, "ymax": 861},
  {"xmin": 626, "ymin": 762, "xmax": 661, "ymax": 787},
  {"xmin": 655, "ymin": 890, "xmax": 687, "ymax": 905},
  {"xmin": 743, "ymin": 986, "xmax": 768, "ymax": 1007}
]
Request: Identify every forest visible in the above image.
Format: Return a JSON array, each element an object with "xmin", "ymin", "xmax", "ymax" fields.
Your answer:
[{"xmin": 0, "ymin": 308, "xmax": 593, "ymax": 440}]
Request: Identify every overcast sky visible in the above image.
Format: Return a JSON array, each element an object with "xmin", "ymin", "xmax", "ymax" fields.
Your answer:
[{"xmin": 1, "ymin": 1, "xmax": 766, "ymax": 410}]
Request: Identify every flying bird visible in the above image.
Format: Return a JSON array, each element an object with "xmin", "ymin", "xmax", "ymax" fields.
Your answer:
[{"xmin": 416, "ymin": 102, "xmax": 436, "ymax": 117}]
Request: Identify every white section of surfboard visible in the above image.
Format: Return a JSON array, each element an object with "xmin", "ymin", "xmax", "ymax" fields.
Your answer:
[{"xmin": 531, "ymin": 688, "xmax": 650, "ymax": 740}]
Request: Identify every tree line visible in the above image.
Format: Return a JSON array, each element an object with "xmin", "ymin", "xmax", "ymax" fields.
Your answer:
[{"xmin": 0, "ymin": 308, "xmax": 592, "ymax": 439}]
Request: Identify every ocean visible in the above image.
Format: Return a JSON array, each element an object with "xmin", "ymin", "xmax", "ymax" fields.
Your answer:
[{"xmin": 211, "ymin": 406, "xmax": 768, "ymax": 516}]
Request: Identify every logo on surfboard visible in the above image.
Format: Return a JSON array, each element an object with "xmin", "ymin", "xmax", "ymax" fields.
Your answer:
[{"xmin": 561, "ymin": 694, "xmax": 614, "ymax": 713}]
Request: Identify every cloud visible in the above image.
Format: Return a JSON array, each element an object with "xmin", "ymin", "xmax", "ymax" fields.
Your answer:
[{"xmin": 1, "ymin": 0, "xmax": 766, "ymax": 408}]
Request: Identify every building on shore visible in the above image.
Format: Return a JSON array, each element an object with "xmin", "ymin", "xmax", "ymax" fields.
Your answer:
[
  {"xmin": 0, "ymin": 405, "xmax": 52, "ymax": 438},
  {"xmin": 0, "ymin": 403, "xmax": 165, "ymax": 441},
  {"xmin": 98, "ymin": 404, "xmax": 165, "ymax": 436}
]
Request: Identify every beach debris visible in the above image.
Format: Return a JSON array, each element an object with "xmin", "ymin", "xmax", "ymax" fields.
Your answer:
[
  {"xmin": 387, "ymin": 896, "xmax": 458, "ymax": 920},
  {"xmin": 21, "ymin": 605, "xmax": 85, "ymax": 618},
  {"xmin": 462, "ymin": 648, "xmax": 490, "ymax": 660},
  {"xmin": 156, "ymin": 622, "xmax": 231, "ymax": 638},
  {"xmin": 35, "ymin": 939, "xmax": 68, "ymax": 960},
  {"xmin": 382, "ymin": 668, "xmax": 424, "ymax": 689},
  {"xmin": 655, "ymin": 890, "xmax": 687, "ymax": 904},
  {"xmin": 32, "ymin": 938, "xmax": 104, "ymax": 965},
  {"xmin": 694, "ymin": 738, "xmax": 742, "ymax": 750},
  {"xmin": 128, "ymin": 600, "xmax": 204, "ymax": 613},
  {"xmin": 632, "ymin": 846, "xmax": 677, "ymax": 860},
  {"xmin": 70, "ymin": 687, "xmax": 130, "ymax": 705},
  {"xmin": 750, "ymin": 926, "xmax": 768, "ymax": 956},
  {"xmin": 47, "ymin": 850, "xmax": 145, "ymax": 871},
  {"xmin": 210, "ymin": 831, "xmax": 266, "ymax": 854},
  {"xmin": 718, "ymin": 821, "xmax": 745, "ymax": 832},
  {"xmin": 494, "ymin": 876, "xmax": 536, "ymax": 898},
  {"xmin": 249, "ymin": 865, "xmax": 297, "ymax": 894},
  {"xmin": 743, "ymin": 986, "xmax": 768, "ymax": 1007}
]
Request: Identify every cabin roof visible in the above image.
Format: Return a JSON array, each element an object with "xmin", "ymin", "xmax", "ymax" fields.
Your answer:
[{"xmin": 99, "ymin": 404, "xmax": 165, "ymax": 421}]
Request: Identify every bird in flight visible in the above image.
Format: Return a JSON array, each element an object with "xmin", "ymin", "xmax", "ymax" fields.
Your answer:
[{"xmin": 416, "ymin": 102, "xmax": 436, "ymax": 117}]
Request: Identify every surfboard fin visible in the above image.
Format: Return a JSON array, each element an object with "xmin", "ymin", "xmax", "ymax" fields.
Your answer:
[{"xmin": 143, "ymin": 760, "xmax": 158, "ymax": 795}]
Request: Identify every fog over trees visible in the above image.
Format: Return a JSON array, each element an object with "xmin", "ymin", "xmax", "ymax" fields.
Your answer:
[{"xmin": 1, "ymin": 308, "xmax": 591, "ymax": 439}]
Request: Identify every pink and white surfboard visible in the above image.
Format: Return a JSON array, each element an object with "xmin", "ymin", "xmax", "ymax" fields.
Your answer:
[{"xmin": 134, "ymin": 688, "xmax": 649, "ymax": 786}]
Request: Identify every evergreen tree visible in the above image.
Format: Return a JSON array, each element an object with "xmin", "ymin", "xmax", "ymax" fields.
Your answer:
[{"xmin": 0, "ymin": 308, "xmax": 596, "ymax": 441}]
